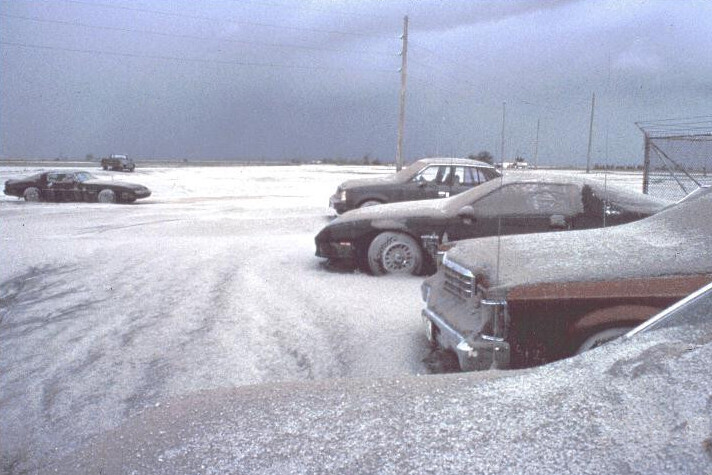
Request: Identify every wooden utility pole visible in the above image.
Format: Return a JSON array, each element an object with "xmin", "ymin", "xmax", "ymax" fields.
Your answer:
[
  {"xmin": 500, "ymin": 101, "xmax": 506, "ymax": 166},
  {"xmin": 586, "ymin": 92, "xmax": 596, "ymax": 173},
  {"xmin": 395, "ymin": 15, "xmax": 409, "ymax": 171},
  {"xmin": 534, "ymin": 118, "xmax": 540, "ymax": 168}
]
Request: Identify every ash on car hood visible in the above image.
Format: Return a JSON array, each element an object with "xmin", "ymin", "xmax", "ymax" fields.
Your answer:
[
  {"xmin": 339, "ymin": 175, "xmax": 400, "ymax": 190},
  {"xmin": 332, "ymin": 198, "xmax": 450, "ymax": 224},
  {"xmin": 447, "ymin": 190, "xmax": 712, "ymax": 292}
]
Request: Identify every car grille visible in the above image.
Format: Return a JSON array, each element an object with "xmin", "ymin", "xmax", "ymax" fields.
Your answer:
[{"xmin": 443, "ymin": 259, "xmax": 475, "ymax": 299}]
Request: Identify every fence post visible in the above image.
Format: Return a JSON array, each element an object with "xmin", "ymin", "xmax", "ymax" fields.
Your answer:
[{"xmin": 642, "ymin": 133, "xmax": 651, "ymax": 194}]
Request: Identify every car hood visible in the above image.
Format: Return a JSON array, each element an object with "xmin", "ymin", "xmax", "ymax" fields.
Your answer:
[
  {"xmin": 445, "ymin": 189, "xmax": 712, "ymax": 295},
  {"xmin": 332, "ymin": 198, "xmax": 450, "ymax": 224},
  {"xmin": 338, "ymin": 175, "xmax": 401, "ymax": 190},
  {"xmin": 84, "ymin": 179, "xmax": 146, "ymax": 190}
]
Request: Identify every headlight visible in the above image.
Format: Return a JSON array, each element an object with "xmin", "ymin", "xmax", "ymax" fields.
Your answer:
[
  {"xmin": 421, "ymin": 281, "xmax": 431, "ymax": 303},
  {"xmin": 340, "ymin": 190, "xmax": 347, "ymax": 201}
]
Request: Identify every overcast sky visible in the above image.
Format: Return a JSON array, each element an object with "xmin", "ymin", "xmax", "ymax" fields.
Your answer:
[{"xmin": 1, "ymin": 0, "xmax": 711, "ymax": 165}]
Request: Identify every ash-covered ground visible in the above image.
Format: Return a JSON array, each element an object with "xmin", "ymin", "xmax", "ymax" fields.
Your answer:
[{"xmin": 1, "ymin": 165, "xmax": 708, "ymax": 474}]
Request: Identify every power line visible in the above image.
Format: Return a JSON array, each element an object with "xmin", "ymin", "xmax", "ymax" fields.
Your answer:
[
  {"xmin": 0, "ymin": 13, "xmax": 397, "ymax": 57},
  {"xmin": 0, "ymin": 40, "xmax": 398, "ymax": 74},
  {"xmin": 27, "ymin": 0, "xmax": 395, "ymax": 39},
  {"xmin": 224, "ymin": 0, "xmax": 395, "ymax": 22}
]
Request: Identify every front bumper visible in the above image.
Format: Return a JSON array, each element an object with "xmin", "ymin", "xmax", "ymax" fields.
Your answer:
[
  {"xmin": 422, "ymin": 307, "xmax": 510, "ymax": 371},
  {"xmin": 315, "ymin": 240, "xmax": 357, "ymax": 260},
  {"xmin": 329, "ymin": 194, "xmax": 350, "ymax": 214}
]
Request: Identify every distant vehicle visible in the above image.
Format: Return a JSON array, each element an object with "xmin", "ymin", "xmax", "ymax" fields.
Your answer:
[
  {"xmin": 420, "ymin": 187, "xmax": 712, "ymax": 371},
  {"xmin": 101, "ymin": 154, "xmax": 135, "ymax": 172},
  {"xmin": 316, "ymin": 173, "xmax": 670, "ymax": 276},
  {"xmin": 328, "ymin": 157, "xmax": 499, "ymax": 214},
  {"xmin": 4, "ymin": 170, "xmax": 151, "ymax": 203},
  {"xmin": 508, "ymin": 160, "xmax": 529, "ymax": 169}
]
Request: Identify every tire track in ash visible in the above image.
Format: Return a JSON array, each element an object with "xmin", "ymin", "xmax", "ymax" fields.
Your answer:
[{"xmin": 228, "ymin": 237, "xmax": 354, "ymax": 383}]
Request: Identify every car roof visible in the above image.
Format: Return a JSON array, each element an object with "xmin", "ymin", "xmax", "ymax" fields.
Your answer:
[{"xmin": 412, "ymin": 157, "xmax": 495, "ymax": 168}]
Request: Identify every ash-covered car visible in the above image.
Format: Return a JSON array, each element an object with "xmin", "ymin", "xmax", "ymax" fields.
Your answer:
[
  {"xmin": 4, "ymin": 170, "xmax": 151, "ymax": 203},
  {"xmin": 421, "ymin": 187, "xmax": 712, "ymax": 371},
  {"xmin": 316, "ymin": 173, "xmax": 669, "ymax": 275},
  {"xmin": 329, "ymin": 157, "xmax": 499, "ymax": 214}
]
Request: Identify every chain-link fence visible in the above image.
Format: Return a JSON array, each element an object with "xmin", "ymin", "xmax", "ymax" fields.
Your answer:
[{"xmin": 637, "ymin": 118, "xmax": 712, "ymax": 201}]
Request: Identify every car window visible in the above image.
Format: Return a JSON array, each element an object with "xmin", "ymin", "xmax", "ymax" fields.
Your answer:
[
  {"xmin": 47, "ymin": 173, "xmax": 66, "ymax": 184},
  {"xmin": 413, "ymin": 165, "xmax": 448, "ymax": 184},
  {"xmin": 474, "ymin": 183, "xmax": 578, "ymax": 216},
  {"xmin": 453, "ymin": 166, "xmax": 476, "ymax": 186}
]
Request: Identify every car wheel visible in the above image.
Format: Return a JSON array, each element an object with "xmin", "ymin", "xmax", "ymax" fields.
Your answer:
[
  {"xmin": 98, "ymin": 189, "xmax": 116, "ymax": 204},
  {"xmin": 359, "ymin": 200, "xmax": 382, "ymax": 208},
  {"xmin": 23, "ymin": 187, "xmax": 41, "ymax": 202},
  {"xmin": 102, "ymin": 165, "xmax": 108, "ymax": 170},
  {"xmin": 367, "ymin": 232, "xmax": 423, "ymax": 275},
  {"xmin": 576, "ymin": 327, "xmax": 632, "ymax": 354}
]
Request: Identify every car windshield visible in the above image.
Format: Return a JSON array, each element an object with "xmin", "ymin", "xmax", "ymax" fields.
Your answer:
[
  {"xmin": 74, "ymin": 172, "xmax": 95, "ymax": 182},
  {"xmin": 390, "ymin": 159, "xmax": 430, "ymax": 182},
  {"xmin": 442, "ymin": 176, "xmax": 504, "ymax": 212}
]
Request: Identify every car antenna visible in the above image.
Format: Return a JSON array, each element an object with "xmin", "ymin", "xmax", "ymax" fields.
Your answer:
[
  {"xmin": 495, "ymin": 101, "xmax": 506, "ymax": 286},
  {"xmin": 603, "ymin": 125, "xmax": 609, "ymax": 228}
]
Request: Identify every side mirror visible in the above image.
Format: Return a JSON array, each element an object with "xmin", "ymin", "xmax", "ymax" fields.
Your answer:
[{"xmin": 457, "ymin": 205, "xmax": 476, "ymax": 220}]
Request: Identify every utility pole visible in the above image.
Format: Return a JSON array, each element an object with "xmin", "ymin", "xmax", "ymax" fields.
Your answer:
[
  {"xmin": 534, "ymin": 118, "xmax": 540, "ymax": 168},
  {"xmin": 586, "ymin": 92, "xmax": 596, "ymax": 173},
  {"xmin": 395, "ymin": 15, "xmax": 409, "ymax": 172},
  {"xmin": 500, "ymin": 101, "xmax": 506, "ymax": 166}
]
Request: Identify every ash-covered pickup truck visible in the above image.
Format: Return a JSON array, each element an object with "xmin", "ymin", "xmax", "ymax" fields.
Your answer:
[
  {"xmin": 421, "ymin": 187, "xmax": 712, "ymax": 371},
  {"xmin": 101, "ymin": 154, "xmax": 135, "ymax": 172}
]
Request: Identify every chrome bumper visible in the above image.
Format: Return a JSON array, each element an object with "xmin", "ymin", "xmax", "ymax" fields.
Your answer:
[{"xmin": 422, "ymin": 307, "xmax": 510, "ymax": 371}]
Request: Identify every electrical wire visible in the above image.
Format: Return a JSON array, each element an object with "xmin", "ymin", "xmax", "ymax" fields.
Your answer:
[
  {"xmin": 26, "ymin": 0, "xmax": 395, "ymax": 39},
  {"xmin": 0, "ymin": 40, "xmax": 398, "ymax": 74},
  {"xmin": 0, "ymin": 12, "xmax": 397, "ymax": 57}
]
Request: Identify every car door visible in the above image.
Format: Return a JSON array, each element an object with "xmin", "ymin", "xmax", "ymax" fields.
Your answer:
[
  {"xmin": 52, "ymin": 173, "xmax": 81, "ymax": 201},
  {"xmin": 445, "ymin": 183, "xmax": 579, "ymax": 241},
  {"xmin": 401, "ymin": 165, "xmax": 451, "ymax": 201},
  {"xmin": 43, "ymin": 172, "xmax": 61, "ymax": 201}
]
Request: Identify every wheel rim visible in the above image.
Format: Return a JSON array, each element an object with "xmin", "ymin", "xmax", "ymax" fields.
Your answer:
[
  {"xmin": 382, "ymin": 241, "xmax": 416, "ymax": 273},
  {"xmin": 25, "ymin": 188, "xmax": 40, "ymax": 201}
]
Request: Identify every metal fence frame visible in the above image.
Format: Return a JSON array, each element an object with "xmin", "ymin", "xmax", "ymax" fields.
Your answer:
[{"xmin": 636, "ymin": 117, "xmax": 712, "ymax": 199}]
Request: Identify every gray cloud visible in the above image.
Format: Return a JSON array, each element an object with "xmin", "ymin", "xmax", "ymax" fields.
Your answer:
[{"xmin": 1, "ymin": 0, "xmax": 711, "ymax": 165}]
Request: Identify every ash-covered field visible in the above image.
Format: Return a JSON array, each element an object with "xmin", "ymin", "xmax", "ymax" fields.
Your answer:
[{"xmin": 4, "ymin": 165, "xmax": 708, "ymax": 475}]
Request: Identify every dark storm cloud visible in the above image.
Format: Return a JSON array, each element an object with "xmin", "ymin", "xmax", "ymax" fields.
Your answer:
[{"xmin": 1, "ymin": 0, "xmax": 711, "ymax": 165}]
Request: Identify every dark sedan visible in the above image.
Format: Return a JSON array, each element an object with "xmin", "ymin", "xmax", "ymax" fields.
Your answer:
[
  {"xmin": 329, "ymin": 157, "xmax": 499, "ymax": 214},
  {"xmin": 316, "ymin": 173, "xmax": 670, "ymax": 275},
  {"xmin": 4, "ymin": 170, "xmax": 151, "ymax": 203}
]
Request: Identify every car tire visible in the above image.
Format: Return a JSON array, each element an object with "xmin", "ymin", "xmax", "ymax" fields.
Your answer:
[
  {"xmin": 367, "ymin": 232, "xmax": 423, "ymax": 275},
  {"xmin": 102, "ymin": 165, "xmax": 108, "ymax": 170},
  {"xmin": 576, "ymin": 327, "xmax": 632, "ymax": 354},
  {"xmin": 23, "ymin": 187, "xmax": 41, "ymax": 202},
  {"xmin": 359, "ymin": 200, "xmax": 382, "ymax": 208},
  {"xmin": 98, "ymin": 189, "xmax": 116, "ymax": 204}
]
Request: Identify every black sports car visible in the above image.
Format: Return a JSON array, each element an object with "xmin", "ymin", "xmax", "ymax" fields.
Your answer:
[
  {"xmin": 4, "ymin": 170, "xmax": 151, "ymax": 203},
  {"xmin": 315, "ymin": 173, "xmax": 671, "ymax": 275}
]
